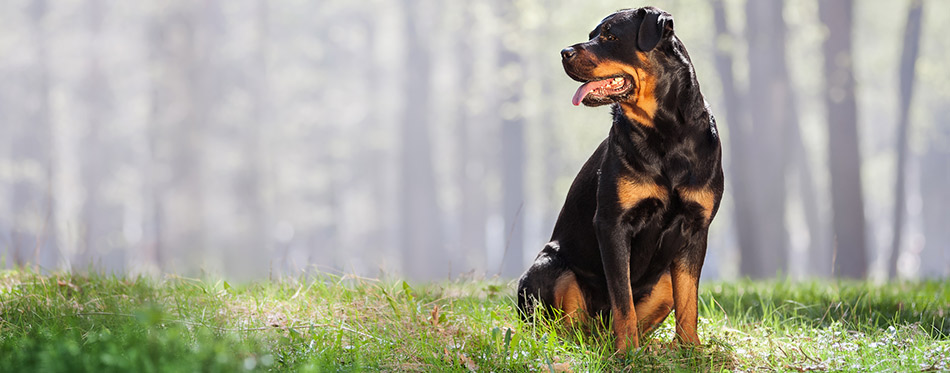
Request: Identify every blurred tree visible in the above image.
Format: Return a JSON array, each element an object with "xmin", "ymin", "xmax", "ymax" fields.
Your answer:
[
  {"xmin": 77, "ymin": 0, "xmax": 121, "ymax": 272},
  {"xmin": 143, "ymin": 8, "xmax": 166, "ymax": 271},
  {"xmin": 453, "ymin": 3, "xmax": 489, "ymax": 273},
  {"xmin": 711, "ymin": 0, "xmax": 757, "ymax": 278},
  {"xmin": 350, "ymin": 3, "xmax": 384, "ymax": 274},
  {"xmin": 498, "ymin": 1, "xmax": 526, "ymax": 278},
  {"xmin": 791, "ymin": 110, "xmax": 829, "ymax": 277},
  {"xmin": 920, "ymin": 109, "xmax": 950, "ymax": 277},
  {"xmin": 888, "ymin": 0, "xmax": 923, "ymax": 279},
  {"xmin": 742, "ymin": 0, "xmax": 793, "ymax": 277},
  {"xmin": 537, "ymin": 2, "xmax": 562, "ymax": 250},
  {"xmin": 226, "ymin": 0, "xmax": 271, "ymax": 278},
  {"xmin": 147, "ymin": 1, "xmax": 218, "ymax": 273},
  {"xmin": 716, "ymin": 0, "xmax": 827, "ymax": 278},
  {"xmin": 820, "ymin": 0, "xmax": 867, "ymax": 279},
  {"xmin": 785, "ymin": 1, "xmax": 829, "ymax": 277},
  {"xmin": 11, "ymin": 0, "xmax": 59, "ymax": 269},
  {"xmin": 400, "ymin": 0, "xmax": 447, "ymax": 280}
]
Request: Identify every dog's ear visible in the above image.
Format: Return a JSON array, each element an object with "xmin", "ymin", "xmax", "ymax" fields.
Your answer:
[{"xmin": 637, "ymin": 7, "xmax": 674, "ymax": 51}]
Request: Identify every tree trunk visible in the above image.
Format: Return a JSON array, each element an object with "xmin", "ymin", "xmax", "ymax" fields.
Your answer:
[
  {"xmin": 712, "ymin": 0, "xmax": 758, "ymax": 278},
  {"xmin": 536, "ymin": 0, "xmax": 562, "ymax": 269},
  {"xmin": 144, "ymin": 14, "xmax": 165, "ymax": 272},
  {"xmin": 497, "ymin": 2, "xmax": 526, "ymax": 278},
  {"xmin": 453, "ymin": 3, "xmax": 489, "ymax": 273},
  {"xmin": 743, "ymin": 0, "xmax": 793, "ymax": 277},
  {"xmin": 77, "ymin": 0, "xmax": 123, "ymax": 273},
  {"xmin": 147, "ymin": 1, "xmax": 212, "ymax": 274},
  {"xmin": 11, "ymin": 0, "xmax": 58, "ymax": 270},
  {"xmin": 920, "ymin": 110, "xmax": 950, "ymax": 277},
  {"xmin": 820, "ymin": 0, "xmax": 868, "ymax": 279},
  {"xmin": 223, "ymin": 0, "xmax": 271, "ymax": 279},
  {"xmin": 399, "ymin": 0, "xmax": 446, "ymax": 281},
  {"xmin": 888, "ymin": 0, "xmax": 923, "ymax": 279},
  {"xmin": 790, "ymin": 116, "xmax": 829, "ymax": 277}
]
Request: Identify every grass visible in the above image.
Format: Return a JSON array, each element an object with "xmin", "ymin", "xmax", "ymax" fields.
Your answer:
[{"xmin": 1, "ymin": 269, "xmax": 948, "ymax": 372}]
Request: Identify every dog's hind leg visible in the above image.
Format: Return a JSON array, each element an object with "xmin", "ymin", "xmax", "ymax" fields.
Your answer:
[
  {"xmin": 517, "ymin": 242, "xmax": 586, "ymax": 323},
  {"xmin": 552, "ymin": 270, "xmax": 587, "ymax": 325}
]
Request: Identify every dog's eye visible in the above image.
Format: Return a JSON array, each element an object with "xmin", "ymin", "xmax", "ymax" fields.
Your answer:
[{"xmin": 601, "ymin": 33, "xmax": 617, "ymax": 41}]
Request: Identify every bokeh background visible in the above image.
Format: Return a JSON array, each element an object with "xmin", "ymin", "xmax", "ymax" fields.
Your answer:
[{"xmin": 1, "ymin": 0, "xmax": 948, "ymax": 282}]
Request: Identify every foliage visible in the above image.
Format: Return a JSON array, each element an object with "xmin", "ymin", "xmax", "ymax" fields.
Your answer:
[{"xmin": 1, "ymin": 269, "xmax": 948, "ymax": 372}]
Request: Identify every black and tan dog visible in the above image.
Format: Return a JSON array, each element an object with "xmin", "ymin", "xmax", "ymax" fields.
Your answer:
[{"xmin": 517, "ymin": 6, "xmax": 723, "ymax": 351}]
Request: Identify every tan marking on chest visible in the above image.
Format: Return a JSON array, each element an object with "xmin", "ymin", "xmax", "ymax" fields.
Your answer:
[
  {"xmin": 617, "ymin": 178, "xmax": 668, "ymax": 210},
  {"xmin": 678, "ymin": 187, "xmax": 716, "ymax": 223}
]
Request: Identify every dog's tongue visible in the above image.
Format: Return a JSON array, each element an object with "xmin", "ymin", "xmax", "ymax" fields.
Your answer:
[{"xmin": 572, "ymin": 79, "xmax": 611, "ymax": 106}]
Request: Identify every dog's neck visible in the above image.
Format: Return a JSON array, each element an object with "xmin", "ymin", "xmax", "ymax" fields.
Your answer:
[
  {"xmin": 613, "ymin": 37, "xmax": 708, "ymax": 131},
  {"xmin": 607, "ymin": 72, "xmax": 713, "ymax": 170},
  {"xmin": 610, "ymin": 81, "xmax": 707, "ymax": 133}
]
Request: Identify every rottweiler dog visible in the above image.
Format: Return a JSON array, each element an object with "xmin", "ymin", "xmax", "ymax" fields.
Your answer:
[{"xmin": 517, "ymin": 6, "xmax": 723, "ymax": 351}]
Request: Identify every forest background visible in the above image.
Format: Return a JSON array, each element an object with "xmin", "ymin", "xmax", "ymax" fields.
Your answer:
[{"xmin": 1, "ymin": 0, "xmax": 947, "ymax": 283}]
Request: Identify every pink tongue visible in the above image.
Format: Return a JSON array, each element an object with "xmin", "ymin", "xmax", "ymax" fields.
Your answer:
[{"xmin": 572, "ymin": 79, "xmax": 612, "ymax": 106}]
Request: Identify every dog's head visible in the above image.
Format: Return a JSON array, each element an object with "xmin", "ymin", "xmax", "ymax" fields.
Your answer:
[{"xmin": 562, "ymin": 7, "xmax": 687, "ymax": 123}]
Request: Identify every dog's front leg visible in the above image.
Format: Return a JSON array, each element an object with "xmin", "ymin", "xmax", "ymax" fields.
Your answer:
[
  {"xmin": 597, "ymin": 174, "xmax": 667, "ymax": 351},
  {"xmin": 670, "ymin": 235, "xmax": 707, "ymax": 345},
  {"xmin": 595, "ymin": 218, "xmax": 638, "ymax": 351}
]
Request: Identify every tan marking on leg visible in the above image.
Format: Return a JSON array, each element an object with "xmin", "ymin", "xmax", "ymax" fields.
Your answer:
[
  {"xmin": 553, "ymin": 271, "xmax": 587, "ymax": 325},
  {"xmin": 678, "ymin": 187, "xmax": 716, "ymax": 223},
  {"xmin": 612, "ymin": 303, "xmax": 639, "ymax": 350},
  {"xmin": 617, "ymin": 178, "xmax": 668, "ymax": 210},
  {"xmin": 635, "ymin": 272, "xmax": 674, "ymax": 336},
  {"xmin": 670, "ymin": 263, "xmax": 700, "ymax": 345}
]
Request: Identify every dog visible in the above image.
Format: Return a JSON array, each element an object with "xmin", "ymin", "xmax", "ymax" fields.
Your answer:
[{"xmin": 516, "ymin": 6, "xmax": 723, "ymax": 351}]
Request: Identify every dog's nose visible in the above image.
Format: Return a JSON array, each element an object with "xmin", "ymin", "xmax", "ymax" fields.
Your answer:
[{"xmin": 561, "ymin": 47, "xmax": 577, "ymax": 60}]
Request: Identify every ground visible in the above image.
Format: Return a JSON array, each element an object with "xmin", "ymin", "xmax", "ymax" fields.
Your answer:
[{"xmin": 0, "ymin": 269, "xmax": 948, "ymax": 372}]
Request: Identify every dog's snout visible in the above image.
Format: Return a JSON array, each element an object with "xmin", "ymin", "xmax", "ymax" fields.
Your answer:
[{"xmin": 561, "ymin": 47, "xmax": 577, "ymax": 61}]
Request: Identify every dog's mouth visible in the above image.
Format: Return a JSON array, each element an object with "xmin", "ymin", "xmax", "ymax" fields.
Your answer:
[{"xmin": 571, "ymin": 75, "xmax": 634, "ymax": 106}]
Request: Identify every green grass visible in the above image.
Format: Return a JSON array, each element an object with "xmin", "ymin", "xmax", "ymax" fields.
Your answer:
[{"xmin": 1, "ymin": 269, "xmax": 948, "ymax": 372}]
